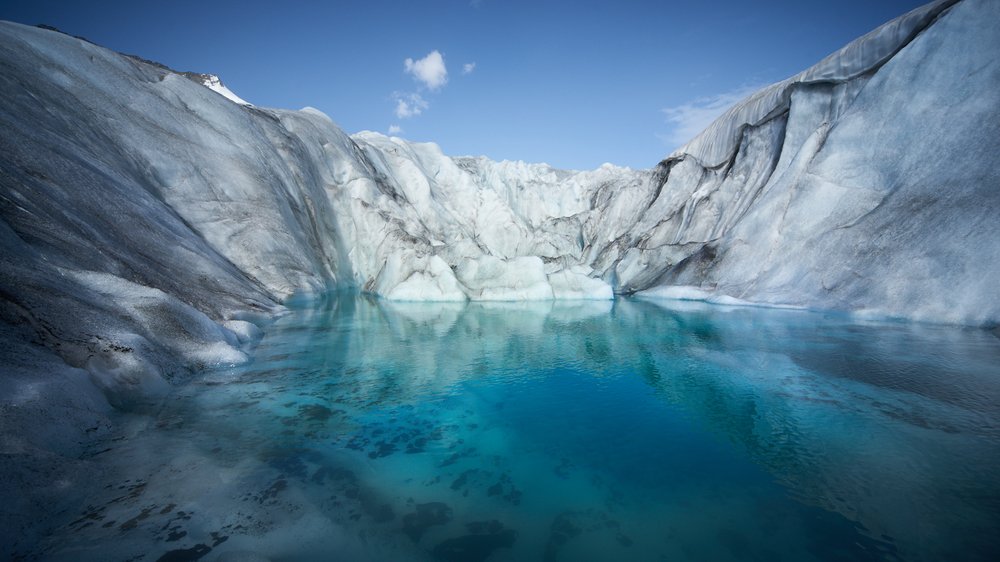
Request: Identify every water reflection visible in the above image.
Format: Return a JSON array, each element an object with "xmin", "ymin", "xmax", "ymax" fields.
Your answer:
[
  {"xmin": 30, "ymin": 294, "xmax": 1000, "ymax": 562},
  {"xmin": 631, "ymin": 299, "xmax": 1000, "ymax": 560}
]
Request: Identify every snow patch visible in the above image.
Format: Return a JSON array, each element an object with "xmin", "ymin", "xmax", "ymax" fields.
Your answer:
[{"xmin": 201, "ymin": 74, "xmax": 251, "ymax": 105}]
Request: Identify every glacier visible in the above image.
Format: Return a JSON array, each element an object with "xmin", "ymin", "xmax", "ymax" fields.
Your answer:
[{"xmin": 1, "ymin": 0, "xmax": 999, "ymax": 554}]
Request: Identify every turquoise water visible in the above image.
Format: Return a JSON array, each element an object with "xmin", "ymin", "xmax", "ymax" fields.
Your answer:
[{"xmin": 37, "ymin": 295, "xmax": 1000, "ymax": 561}]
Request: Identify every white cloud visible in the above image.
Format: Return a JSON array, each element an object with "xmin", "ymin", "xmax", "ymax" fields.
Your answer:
[
  {"xmin": 462, "ymin": 62, "xmax": 476, "ymax": 75},
  {"xmin": 404, "ymin": 50, "xmax": 448, "ymax": 91},
  {"xmin": 660, "ymin": 84, "xmax": 761, "ymax": 149},
  {"xmin": 388, "ymin": 124, "xmax": 403, "ymax": 135},
  {"xmin": 394, "ymin": 92, "xmax": 429, "ymax": 119}
]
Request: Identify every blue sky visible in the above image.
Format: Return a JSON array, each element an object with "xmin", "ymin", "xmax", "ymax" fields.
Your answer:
[{"xmin": 2, "ymin": 0, "xmax": 929, "ymax": 169}]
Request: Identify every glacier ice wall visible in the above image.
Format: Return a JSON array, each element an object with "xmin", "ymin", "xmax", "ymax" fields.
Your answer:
[{"xmin": 618, "ymin": 0, "xmax": 1000, "ymax": 327}]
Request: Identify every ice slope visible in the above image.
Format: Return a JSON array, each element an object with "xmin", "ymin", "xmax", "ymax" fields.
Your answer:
[
  {"xmin": 671, "ymin": 0, "xmax": 960, "ymax": 169},
  {"xmin": 601, "ymin": 0, "xmax": 1000, "ymax": 327}
]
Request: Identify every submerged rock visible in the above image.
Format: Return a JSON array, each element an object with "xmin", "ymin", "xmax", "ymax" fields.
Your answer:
[{"xmin": 402, "ymin": 502, "xmax": 453, "ymax": 543}]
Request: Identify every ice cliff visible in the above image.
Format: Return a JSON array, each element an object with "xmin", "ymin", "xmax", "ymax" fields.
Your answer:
[{"xmin": 0, "ymin": 0, "xmax": 998, "ymax": 534}]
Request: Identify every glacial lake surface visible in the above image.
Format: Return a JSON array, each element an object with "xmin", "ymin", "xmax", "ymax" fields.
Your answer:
[{"xmin": 32, "ymin": 295, "xmax": 1000, "ymax": 561}]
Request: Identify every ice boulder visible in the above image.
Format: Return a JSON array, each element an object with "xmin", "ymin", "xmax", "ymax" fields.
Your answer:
[
  {"xmin": 375, "ymin": 251, "xmax": 468, "ymax": 302},
  {"xmin": 547, "ymin": 266, "xmax": 614, "ymax": 300},
  {"xmin": 455, "ymin": 256, "xmax": 555, "ymax": 301}
]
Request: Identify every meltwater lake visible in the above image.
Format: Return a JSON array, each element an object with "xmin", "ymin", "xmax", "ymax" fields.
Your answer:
[{"xmin": 35, "ymin": 294, "xmax": 1000, "ymax": 561}]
